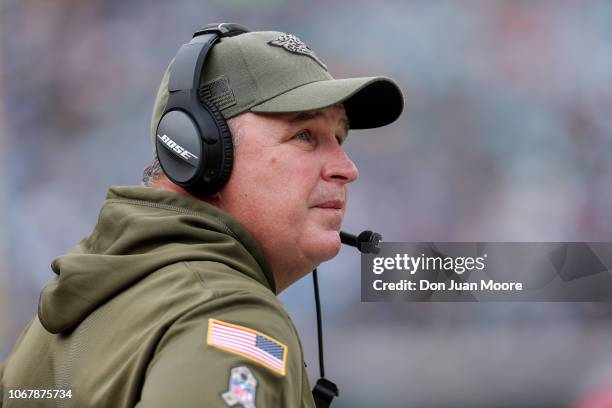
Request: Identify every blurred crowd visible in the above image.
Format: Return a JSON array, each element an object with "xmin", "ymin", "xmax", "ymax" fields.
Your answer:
[{"xmin": 1, "ymin": 1, "xmax": 612, "ymax": 407}]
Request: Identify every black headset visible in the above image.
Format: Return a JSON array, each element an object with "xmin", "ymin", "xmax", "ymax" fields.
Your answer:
[{"xmin": 155, "ymin": 23, "xmax": 249, "ymax": 196}]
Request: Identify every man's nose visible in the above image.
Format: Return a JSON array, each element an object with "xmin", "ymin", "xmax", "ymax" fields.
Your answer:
[{"xmin": 322, "ymin": 147, "xmax": 359, "ymax": 184}]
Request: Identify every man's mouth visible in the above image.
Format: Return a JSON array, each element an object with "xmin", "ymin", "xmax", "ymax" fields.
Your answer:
[{"xmin": 314, "ymin": 200, "xmax": 344, "ymax": 210}]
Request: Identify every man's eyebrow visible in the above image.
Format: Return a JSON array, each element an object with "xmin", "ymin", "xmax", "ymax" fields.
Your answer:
[
  {"xmin": 289, "ymin": 110, "xmax": 350, "ymax": 140},
  {"xmin": 290, "ymin": 110, "xmax": 323, "ymax": 123}
]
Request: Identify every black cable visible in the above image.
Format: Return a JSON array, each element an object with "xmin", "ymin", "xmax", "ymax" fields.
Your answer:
[
  {"xmin": 312, "ymin": 268, "xmax": 325, "ymax": 378},
  {"xmin": 311, "ymin": 230, "xmax": 383, "ymax": 407},
  {"xmin": 312, "ymin": 267, "xmax": 340, "ymax": 408}
]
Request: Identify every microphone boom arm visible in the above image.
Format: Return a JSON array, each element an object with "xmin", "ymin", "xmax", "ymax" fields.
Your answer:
[{"xmin": 339, "ymin": 230, "xmax": 382, "ymax": 254}]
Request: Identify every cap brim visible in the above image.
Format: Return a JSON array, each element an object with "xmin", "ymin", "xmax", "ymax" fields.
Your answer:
[{"xmin": 249, "ymin": 77, "xmax": 404, "ymax": 129}]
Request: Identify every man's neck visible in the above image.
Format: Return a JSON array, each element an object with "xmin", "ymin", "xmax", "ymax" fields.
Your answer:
[{"xmin": 148, "ymin": 176, "xmax": 221, "ymax": 207}]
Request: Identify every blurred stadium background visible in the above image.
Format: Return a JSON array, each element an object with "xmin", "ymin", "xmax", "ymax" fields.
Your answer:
[{"xmin": 2, "ymin": 1, "xmax": 612, "ymax": 407}]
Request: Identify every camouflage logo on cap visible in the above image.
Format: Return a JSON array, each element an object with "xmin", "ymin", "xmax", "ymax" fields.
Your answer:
[{"xmin": 268, "ymin": 34, "xmax": 328, "ymax": 71}]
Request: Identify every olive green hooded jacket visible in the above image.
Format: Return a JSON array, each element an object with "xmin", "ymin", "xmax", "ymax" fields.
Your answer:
[{"xmin": 1, "ymin": 186, "xmax": 315, "ymax": 408}]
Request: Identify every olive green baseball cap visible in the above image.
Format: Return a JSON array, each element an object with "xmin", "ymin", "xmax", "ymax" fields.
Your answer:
[{"xmin": 151, "ymin": 30, "xmax": 404, "ymax": 151}]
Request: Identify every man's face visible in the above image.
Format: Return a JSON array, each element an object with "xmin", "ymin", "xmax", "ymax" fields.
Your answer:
[{"xmin": 219, "ymin": 104, "xmax": 359, "ymax": 292}]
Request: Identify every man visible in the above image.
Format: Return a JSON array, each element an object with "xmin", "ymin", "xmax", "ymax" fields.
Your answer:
[{"xmin": 1, "ymin": 26, "xmax": 402, "ymax": 407}]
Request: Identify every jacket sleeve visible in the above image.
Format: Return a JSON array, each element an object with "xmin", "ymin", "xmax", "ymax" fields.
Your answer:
[
  {"xmin": 136, "ymin": 292, "xmax": 308, "ymax": 408},
  {"xmin": 1, "ymin": 361, "xmax": 4, "ymax": 408},
  {"xmin": 1, "ymin": 319, "xmax": 35, "ymax": 408}
]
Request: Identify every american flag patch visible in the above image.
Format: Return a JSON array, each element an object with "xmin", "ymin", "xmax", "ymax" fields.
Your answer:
[{"xmin": 207, "ymin": 319, "xmax": 288, "ymax": 376}]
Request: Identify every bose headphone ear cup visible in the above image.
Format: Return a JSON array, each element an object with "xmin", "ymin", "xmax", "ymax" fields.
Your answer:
[
  {"xmin": 156, "ymin": 108, "xmax": 205, "ymax": 185},
  {"xmin": 217, "ymin": 111, "xmax": 234, "ymax": 190},
  {"xmin": 192, "ymin": 95, "xmax": 234, "ymax": 195}
]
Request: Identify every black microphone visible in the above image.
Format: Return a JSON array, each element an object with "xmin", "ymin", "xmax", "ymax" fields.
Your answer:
[
  {"xmin": 340, "ymin": 230, "xmax": 382, "ymax": 254},
  {"xmin": 312, "ymin": 229, "xmax": 383, "ymax": 408}
]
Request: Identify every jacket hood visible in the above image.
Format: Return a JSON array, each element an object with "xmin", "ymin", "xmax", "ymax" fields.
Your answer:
[{"xmin": 38, "ymin": 186, "xmax": 275, "ymax": 334}]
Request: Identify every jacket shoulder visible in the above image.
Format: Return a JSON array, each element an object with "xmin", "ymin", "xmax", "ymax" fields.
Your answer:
[{"xmin": 139, "ymin": 280, "xmax": 307, "ymax": 407}]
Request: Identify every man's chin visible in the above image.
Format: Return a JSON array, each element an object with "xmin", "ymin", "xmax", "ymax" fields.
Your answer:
[
  {"xmin": 305, "ymin": 229, "xmax": 341, "ymax": 263},
  {"xmin": 309, "ymin": 207, "xmax": 344, "ymax": 230}
]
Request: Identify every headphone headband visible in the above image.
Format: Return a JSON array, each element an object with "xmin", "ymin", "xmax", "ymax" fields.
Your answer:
[
  {"xmin": 193, "ymin": 23, "xmax": 250, "ymax": 38},
  {"xmin": 169, "ymin": 24, "xmax": 250, "ymax": 94}
]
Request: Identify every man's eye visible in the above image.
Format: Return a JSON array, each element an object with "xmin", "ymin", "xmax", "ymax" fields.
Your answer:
[{"xmin": 295, "ymin": 130, "xmax": 313, "ymax": 143}]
